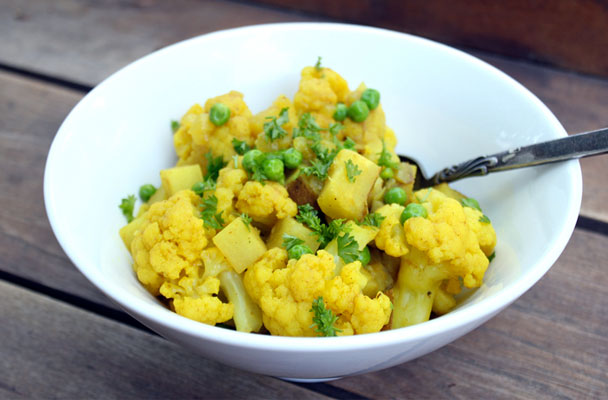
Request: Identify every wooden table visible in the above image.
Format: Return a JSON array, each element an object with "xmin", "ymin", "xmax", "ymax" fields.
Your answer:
[{"xmin": 1, "ymin": 1, "xmax": 607, "ymax": 398}]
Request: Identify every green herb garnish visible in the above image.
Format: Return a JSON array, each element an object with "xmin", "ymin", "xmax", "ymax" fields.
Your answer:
[
  {"xmin": 315, "ymin": 56, "xmax": 322, "ymax": 71},
  {"xmin": 488, "ymin": 251, "xmax": 496, "ymax": 262},
  {"xmin": 241, "ymin": 213, "xmax": 252, "ymax": 230},
  {"xmin": 337, "ymin": 232, "xmax": 361, "ymax": 264},
  {"xmin": 200, "ymin": 195, "xmax": 224, "ymax": 230},
  {"xmin": 204, "ymin": 152, "xmax": 227, "ymax": 182},
  {"xmin": 264, "ymin": 107, "xmax": 289, "ymax": 142},
  {"xmin": 292, "ymin": 112, "xmax": 322, "ymax": 141},
  {"xmin": 479, "ymin": 214, "xmax": 491, "ymax": 224},
  {"xmin": 345, "ymin": 159, "xmax": 362, "ymax": 183},
  {"xmin": 295, "ymin": 204, "xmax": 348, "ymax": 248},
  {"xmin": 191, "ymin": 179, "xmax": 216, "ymax": 197},
  {"xmin": 377, "ymin": 141, "xmax": 399, "ymax": 170},
  {"xmin": 231, "ymin": 138, "xmax": 251, "ymax": 155},
  {"xmin": 171, "ymin": 120, "xmax": 180, "ymax": 133},
  {"xmin": 310, "ymin": 296, "xmax": 340, "ymax": 337},
  {"xmin": 119, "ymin": 195, "xmax": 136, "ymax": 223},
  {"xmin": 359, "ymin": 212, "xmax": 385, "ymax": 228}
]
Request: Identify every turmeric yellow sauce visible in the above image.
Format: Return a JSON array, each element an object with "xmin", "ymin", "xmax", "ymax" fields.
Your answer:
[{"xmin": 119, "ymin": 61, "xmax": 497, "ymax": 336}]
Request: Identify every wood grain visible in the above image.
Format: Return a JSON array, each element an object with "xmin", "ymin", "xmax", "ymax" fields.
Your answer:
[
  {"xmin": 0, "ymin": 0, "xmax": 314, "ymax": 86},
  {"xmin": 249, "ymin": 0, "xmax": 608, "ymax": 77},
  {"xmin": 0, "ymin": 72, "xmax": 116, "ymax": 307},
  {"xmin": 331, "ymin": 229, "xmax": 608, "ymax": 399},
  {"xmin": 0, "ymin": 280, "xmax": 327, "ymax": 399}
]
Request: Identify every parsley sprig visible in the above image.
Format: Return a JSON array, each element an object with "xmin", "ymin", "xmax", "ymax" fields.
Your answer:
[
  {"xmin": 310, "ymin": 297, "xmax": 341, "ymax": 337},
  {"xmin": 337, "ymin": 232, "xmax": 361, "ymax": 264},
  {"xmin": 199, "ymin": 195, "xmax": 224, "ymax": 230},
  {"xmin": 264, "ymin": 107, "xmax": 290, "ymax": 142},
  {"xmin": 295, "ymin": 204, "xmax": 348, "ymax": 248},
  {"xmin": 240, "ymin": 213, "xmax": 252, "ymax": 230},
  {"xmin": 292, "ymin": 112, "xmax": 322, "ymax": 141},
  {"xmin": 204, "ymin": 152, "xmax": 227, "ymax": 181},
  {"xmin": 171, "ymin": 120, "xmax": 180, "ymax": 133},
  {"xmin": 345, "ymin": 159, "xmax": 362, "ymax": 182},
  {"xmin": 359, "ymin": 212, "xmax": 385, "ymax": 228},
  {"xmin": 119, "ymin": 195, "xmax": 136, "ymax": 223},
  {"xmin": 231, "ymin": 138, "xmax": 251, "ymax": 155},
  {"xmin": 377, "ymin": 141, "xmax": 399, "ymax": 170}
]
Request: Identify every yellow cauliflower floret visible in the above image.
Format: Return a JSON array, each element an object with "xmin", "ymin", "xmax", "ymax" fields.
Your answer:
[
  {"xmin": 174, "ymin": 91, "xmax": 254, "ymax": 171},
  {"xmin": 392, "ymin": 189, "xmax": 497, "ymax": 328},
  {"xmin": 243, "ymin": 249, "xmax": 391, "ymax": 337},
  {"xmin": 375, "ymin": 204, "xmax": 409, "ymax": 257},
  {"xmin": 404, "ymin": 189, "xmax": 492, "ymax": 288},
  {"xmin": 160, "ymin": 275, "xmax": 233, "ymax": 326},
  {"xmin": 130, "ymin": 190, "xmax": 209, "ymax": 295},
  {"xmin": 236, "ymin": 181, "xmax": 297, "ymax": 226},
  {"xmin": 214, "ymin": 167, "xmax": 248, "ymax": 225},
  {"xmin": 294, "ymin": 66, "xmax": 350, "ymax": 128}
]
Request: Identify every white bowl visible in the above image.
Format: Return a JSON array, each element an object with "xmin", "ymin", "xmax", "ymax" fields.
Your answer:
[{"xmin": 44, "ymin": 23, "xmax": 581, "ymax": 380}]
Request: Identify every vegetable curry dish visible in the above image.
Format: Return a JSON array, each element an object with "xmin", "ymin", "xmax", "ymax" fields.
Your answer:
[{"xmin": 119, "ymin": 60, "xmax": 497, "ymax": 337}]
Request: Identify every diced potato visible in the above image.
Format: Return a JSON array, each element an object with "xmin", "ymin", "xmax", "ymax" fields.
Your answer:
[
  {"xmin": 344, "ymin": 221, "xmax": 378, "ymax": 249},
  {"xmin": 147, "ymin": 186, "xmax": 166, "ymax": 205},
  {"xmin": 119, "ymin": 216, "xmax": 147, "ymax": 250},
  {"xmin": 219, "ymin": 270, "xmax": 263, "ymax": 333},
  {"xmin": 160, "ymin": 165, "xmax": 203, "ymax": 197},
  {"xmin": 317, "ymin": 149, "xmax": 380, "ymax": 221},
  {"xmin": 286, "ymin": 172, "xmax": 322, "ymax": 207},
  {"xmin": 213, "ymin": 217, "xmax": 267, "ymax": 273},
  {"xmin": 266, "ymin": 217, "xmax": 320, "ymax": 253}
]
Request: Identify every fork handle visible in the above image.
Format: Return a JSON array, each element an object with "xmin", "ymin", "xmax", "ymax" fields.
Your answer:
[{"xmin": 433, "ymin": 127, "xmax": 608, "ymax": 184}]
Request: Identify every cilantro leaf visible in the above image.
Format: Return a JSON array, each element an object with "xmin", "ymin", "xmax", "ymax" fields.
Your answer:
[
  {"xmin": 119, "ymin": 195, "xmax": 136, "ymax": 223},
  {"xmin": 479, "ymin": 214, "xmax": 491, "ymax": 224},
  {"xmin": 295, "ymin": 204, "xmax": 347, "ymax": 248},
  {"xmin": 171, "ymin": 120, "xmax": 180, "ymax": 133},
  {"xmin": 240, "ymin": 213, "xmax": 252, "ymax": 231},
  {"xmin": 301, "ymin": 141, "xmax": 339, "ymax": 181},
  {"xmin": 199, "ymin": 195, "xmax": 224, "ymax": 230},
  {"xmin": 231, "ymin": 138, "xmax": 251, "ymax": 155},
  {"xmin": 310, "ymin": 296, "xmax": 340, "ymax": 337},
  {"xmin": 292, "ymin": 113, "xmax": 322, "ymax": 141},
  {"xmin": 264, "ymin": 107, "xmax": 289, "ymax": 142},
  {"xmin": 345, "ymin": 159, "xmax": 362, "ymax": 183},
  {"xmin": 359, "ymin": 212, "xmax": 385, "ymax": 228},
  {"xmin": 337, "ymin": 232, "xmax": 360, "ymax": 264},
  {"xmin": 488, "ymin": 251, "xmax": 496, "ymax": 262},
  {"xmin": 377, "ymin": 141, "xmax": 399, "ymax": 169},
  {"xmin": 315, "ymin": 56, "xmax": 323, "ymax": 71},
  {"xmin": 283, "ymin": 234, "xmax": 305, "ymax": 251},
  {"xmin": 191, "ymin": 179, "xmax": 216, "ymax": 197},
  {"xmin": 204, "ymin": 152, "xmax": 226, "ymax": 182}
]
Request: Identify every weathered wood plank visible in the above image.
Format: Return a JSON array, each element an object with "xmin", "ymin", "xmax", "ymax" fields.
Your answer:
[
  {"xmin": 0, "ymin": 0, "xmax": 314, "ymax": 86},
  {"xmin": 249, "ymin": 0, "xmax": 608, "ymax": 77},
  {"xmin": 330, "ymin": 228, "xmax": 608, "ymax": 399},
  {"xmin": 0, "ymin": 72, "xmax": 116, "ymax": 307},
  {"xmin": 0, "ymin": 280, "xmax": 329, "ymax": 399}
]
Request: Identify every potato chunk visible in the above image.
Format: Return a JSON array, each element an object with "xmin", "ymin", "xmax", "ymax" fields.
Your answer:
[
  {"xmin": 266, "ymin": 217, "xmax": 320, "ymax": 253},
  {"xmin": 317, "ymin": 149, "xmax": 381, "ymax": 221},
  {"xmin": 160, "ymin": 165, "xmax": 203, "ymax": 197},
  {"xmin": 213, "ymin": 217, "xmax": 267, "ymax": 273}
]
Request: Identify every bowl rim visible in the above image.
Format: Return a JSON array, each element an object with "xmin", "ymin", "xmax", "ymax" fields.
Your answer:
[{"xmin": 44, "ymin": 21, "xmax": 582, "ymax": 352}]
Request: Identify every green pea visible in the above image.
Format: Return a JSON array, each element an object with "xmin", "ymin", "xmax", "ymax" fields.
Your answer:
[
  {"xmin": 333, "ymin": 103, "xmax": 348, "ymax": 121},
  {"xmin": 400, "ymin": 203, "xmax": 428, "ymax": 224},
  {"xmin": 242, "ymin": 149, "xmax": 264, "ymax": 172},
  {"xmin": 288, "ymin": 244, "xmax": 313, "ymax": 260},
  {"xmin": 347, "ymin": 100, "xmax": 369, "ymax": 122},
  {"xmin": 384, "ymin": 187, "xmax": 407, "ymax": 205},
  {"xmin": 263, "ymin": 158, "xmax": 285, "ymax": 182},
  {"xmin": 361, "ymin": 88, "xmax": 380, "ymax": 110},
  {"xmin": 358, "ymin": 246, "xmax": 371, "ymax": 266},
  {"xmin": 380, "ymin": 167, "xmax": 394, "ymax": 180},
  {"xmin": 138, "ymin": 184, "xmax": 157, "ymax": 202},
  {"xmin": 209, "ymin": 103, "xmax": 231, "ymax": 126},
  {"xmin": 460, "ymin": 198, "xmax": 482, "ymax": 212},
  {"xmin": 282, "ymin": 148, "xmax": 303, "ymax": 169}
]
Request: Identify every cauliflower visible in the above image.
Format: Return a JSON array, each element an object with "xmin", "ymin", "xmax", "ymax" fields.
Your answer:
[
  {"xmin": 214, "ymin": 166, "xmax": 248, "ymax": 225},
  {"xmin": 243, "ymin": 248, "xmax": 392, "ymax": 336},
  {"xmin": 173, "ymin": 91, "xmax": 254, "ymax": 171},
  {"xmin": 235, "ymin": 181, "xmax": 297, "ymax": 226},
  {"xmin": 391, "ymin": 189, "xmax": 497, "ymax": 328},
  {"xmin": 374, "ymin": 203, "xmax": 409, "ymax": 257},
  {"xmin": 130, "ymin": 190, "xmax": 209, "ymax": 295}
]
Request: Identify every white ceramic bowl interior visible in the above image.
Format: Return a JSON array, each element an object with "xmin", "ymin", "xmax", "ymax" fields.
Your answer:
[{"xmin": 44, "ymin": 23, "xmax": 581, "ymax": 380}]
